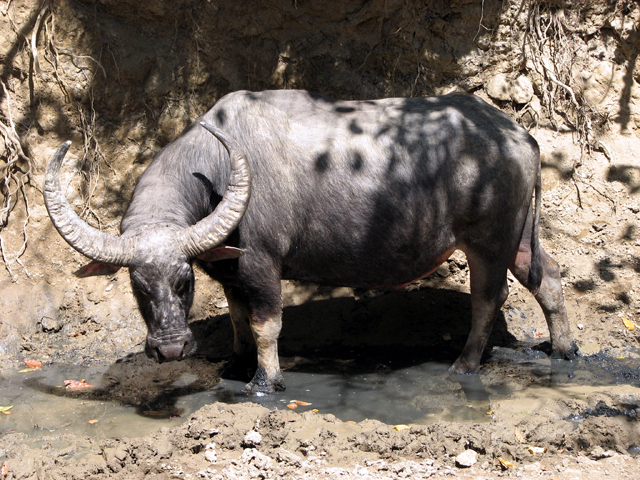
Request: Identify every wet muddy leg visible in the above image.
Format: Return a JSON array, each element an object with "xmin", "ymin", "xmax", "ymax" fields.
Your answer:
[
  {"xmin": 227, "ymin": 270, "xmax": 285, "ymax": 394},
  {"xmin": 510, "ymin": 245, "xmax": 578, "ymax": 360},
  {"xmin": 450, "ymin": 254, "xmax": 510, "ymax": 374}
]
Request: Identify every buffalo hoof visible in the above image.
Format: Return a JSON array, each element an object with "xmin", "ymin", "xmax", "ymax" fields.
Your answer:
[
  {"xmin": 448, "ymin": 358, "xmax": 480, "ymax": 375},
  {"xmin": 243, "ymin": 366, "xmax": 286, "ymax": 396},
  {"xmin": 550, "ymin": 341, "xmax": 580, "ymax": 360}
]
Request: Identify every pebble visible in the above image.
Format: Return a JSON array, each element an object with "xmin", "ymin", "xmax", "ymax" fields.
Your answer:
[
  {"xmin": 204, "ymin": 450, "xmax": 217, "ymax": 463},
  {"xmin": 243, "ymin": 430, "xmax": 262, "ymax": 447},
  {"xmin": 455, "ymin": 449, "xmax": 478, "ymax": 468}
]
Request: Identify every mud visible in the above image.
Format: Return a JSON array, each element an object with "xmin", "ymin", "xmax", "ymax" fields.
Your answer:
[{"xmin": 2, "ymin": 0, "xmax": 640, "ymax": 478}]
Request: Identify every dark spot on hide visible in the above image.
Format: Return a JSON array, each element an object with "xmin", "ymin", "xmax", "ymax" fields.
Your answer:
[{"xmin": 315, "ymin": 152, "xmax": 330, "ymax": 173}]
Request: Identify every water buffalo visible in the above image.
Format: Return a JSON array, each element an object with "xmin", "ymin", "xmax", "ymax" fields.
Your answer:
[{"xmin": 44, "ymin": 90, "xmax": 577, "ymax": 394}]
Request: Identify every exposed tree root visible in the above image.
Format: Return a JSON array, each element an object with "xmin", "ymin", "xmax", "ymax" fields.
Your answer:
[
  {"xmin": 1, "ymin": 0, "xmax": 110, "ymax": 279},
  {"xmin": 0, "ymin": 78, "xmax": 31, "ymax": 281}
]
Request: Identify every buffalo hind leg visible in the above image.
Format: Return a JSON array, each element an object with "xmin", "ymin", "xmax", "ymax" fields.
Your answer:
[
  {"xmin": 510, "ymin": 245, "xmax": 578, "ymax": 359},
  {"xmin": 222, "ymin": 285, "xmax": 257, "ymax": 381},
  {"xmin": 450, "ymin": 253, "xmax": 510, "ymax": 374}
]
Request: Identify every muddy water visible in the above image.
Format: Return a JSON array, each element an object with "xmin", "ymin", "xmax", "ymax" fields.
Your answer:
[{"xmin": 1, "ymin": 349, "xmax": 639, "ymax": 440}]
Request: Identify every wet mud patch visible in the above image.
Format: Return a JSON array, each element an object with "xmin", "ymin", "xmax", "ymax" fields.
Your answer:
[{"xmin": 1, "ymin": 364, "xmax": 639, "ymax": 480}]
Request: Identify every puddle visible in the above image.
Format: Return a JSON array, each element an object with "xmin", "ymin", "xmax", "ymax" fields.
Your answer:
[{"xmin": 1, "ymin": 348, "xmax": 639, "ymax": 440}]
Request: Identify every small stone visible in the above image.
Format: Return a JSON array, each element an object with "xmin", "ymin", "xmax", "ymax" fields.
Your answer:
[
  {"xmin": 436, "ymin": 264, "xmax": 450, "ymax": 277},
  {"xmin": 40, "ymin": 315, "xmax": 63, "ymax": 333},
  {"xmin": 486, "ymin": 74, "xmax": 533, "ymax": 104},
  {"xmin": 486, "ymin": 74, "xmax": 512, "ymax": 101},
  {"xmin": 276, "ymin": 448, "xmax": 302, "ymax": 467},
  {"xmin": 455, "ymin": 449, "xmax": 478, "ymax": 468},
  {"xmin": 510, "ymin": 75, "xmax": 534, "ymax": 104},
  {"xmin": 591, "ymin": 446, "xmax": 615, "ymax": 459},
  {"xmin": 114, "ymin": 445, "xmax": 128, "ymax": 462},
  {"xmin": 204, "ymin": 450, "xmax": 217, "ymax": 463},
  {"xmin": 241, "ymin": 448, "xmax": 273, "ymax": 470},
  {"xmin": 243, "ymin": 430, "xmax": 262, "ymax": 447},
  {"xmin": 215, "ymin": 298, "xmax": 229, "ymax": 309}
]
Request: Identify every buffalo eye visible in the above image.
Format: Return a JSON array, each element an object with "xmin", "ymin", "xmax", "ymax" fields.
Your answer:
[
  {"xmin": 176, "ymin": 279, "xmax": 190, "ymax": 294},
  {"xmin": 135, "ymin": 286, "xmax": 151, "ymax": 298},
  {"xmin": 130, "ymin": 272, "xmax": 151, "ymax": 298}
]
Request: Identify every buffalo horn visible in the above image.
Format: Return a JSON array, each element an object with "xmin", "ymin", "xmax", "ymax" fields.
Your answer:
[
  {"xmin": 177, "ymin": 123, "xmax": 251, "ymax": 258},
  {"xmin": 43, "ymin": 141, "xmax": 135, "ymax": 265}
]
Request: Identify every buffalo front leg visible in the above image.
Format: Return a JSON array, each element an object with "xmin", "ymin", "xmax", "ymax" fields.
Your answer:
[
  {"xmin": 451, "ymin": 254, "xmax": 510, "ymax": 374},
  {"xmin": 246, "ymin": 310, "xmax": 285, "ymax": 394},
  {"xmin": 223, "ymin": 285, "xmax": 285, "ymax": 393},
  {"xmin": 232, "ymin": 276, "xmax": 285, "ymax": 395},
  {"xmin": 510, "ymin": 246, "xmax": 578, "ymax": 359}
]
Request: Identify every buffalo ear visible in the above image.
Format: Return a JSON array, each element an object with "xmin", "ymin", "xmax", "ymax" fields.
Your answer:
[
  {"xmin": 197, "ymin": 245, "xmax": 245, "ymax": 262},
  {"xmin": 74, "ymin": 261, "xmax": 122, "ymax": 278}
]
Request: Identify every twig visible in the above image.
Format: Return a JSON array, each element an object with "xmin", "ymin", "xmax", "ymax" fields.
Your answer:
[
  {"xmin": 30, "ymin": 0, "xmax": 50, "ymax": 79},
  {"xmin": 597, "ymin": 141, "xmax": 614, "ymax": 164},
  {"xmin": 473, "ymin": 0, "xmax": 488, "ymax": 41},
  {"xmin": 1, "ymin": 0, "xmax": 13, "ymax": 16}
]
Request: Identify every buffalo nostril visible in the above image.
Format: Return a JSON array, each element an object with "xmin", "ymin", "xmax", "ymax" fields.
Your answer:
[{"xmin": 156, "ymin": 343, "xmax": 186, "ymax": 362}]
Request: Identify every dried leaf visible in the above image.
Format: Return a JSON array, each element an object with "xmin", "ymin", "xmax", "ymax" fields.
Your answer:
[
  {"xmin": 88, "ymin": 419, "xmax": 99, "ymax": 424},
  {"xmin": 528, "ymin": 446, "xmax": 545, "ymax": 454},
  {"xmin": 486, "ymin": 410, "xmax": 494, "ymax": 415},
  {"xmin": 515, "ymin": 428, "xmax": 526, "ymax": 443},
  {"xmin": 0, "ymin": 406, "xmax": 13, "ymax": 413},
  {"xmin": 2, "ymin": 410, "xmax": 11, "ymax": 415},
  {"xmin": 24, "ymin": 359, "xmax": 43, "ymax": 369},
  {"xmin": 622, "ymin": 317, "xmax": 636, "ymax": 331},
  {"xmin": 294, "ymin": 400, "xmax": 311, "ymax": 406},
  {"xmin": 19, "ymin": 368, "xmax": 35, "ymax": 373},
  {"xmin": 312, "ymin": 408, "xmax": 319, "ymax": 412},
  {"xmin": 2, "ymin": 461, "xmax": 8, "ymax": 476},
  {"xmin": 64, "ymin": 379, "xmax": 96, "ymax": 390},
  {"xmin": 498, "ymin": 458, "xmax": 514, "ymax": 468},
  {"xmin": 393, "ymin": 424, "xmax": 410, "ymax": 431},
  {"xmin": 287, "ymin": 403, "xmax": 298, "ymax": 410}
]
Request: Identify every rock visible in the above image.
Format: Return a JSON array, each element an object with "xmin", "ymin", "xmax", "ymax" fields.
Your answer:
[
  {"xmin": 240, "ymin": 448, "xmax": 274, "ymax": 470},
  {"xmin": 204, "ymin": 450, "xmax": 217, "ymax": 463},
  {"xmin": 113, "ymin": 445, "xmax": 128, "ymax": 462},
  {"xmin": 486, "ymin": 74, "xmax": 534, "ymax": 104},
  {"xmin": 215, "ymin": 298, "xmax": 229, "ymax": 309},
  {"xmin": 436, "ymin": 264, "xmax": 450, "ymax": 277},
  {"xmin": 590, "ymin": 446, "xmax": 615, "ymax": 460},
  {"xmin": 243, "ymin": 430, "xmax": 262, "ymax": 447},
  {"xmin": 276, "ymin": 448, "xmax": 302, "ymax": 467},
  {"xmin": 455, "ymin": 449, "xmax": 478, "ymax": 468},
  {"xmin": 486, "ymin": 74, "xmax": 512, "ymax": 101},
  {"xmin": 40, "ymin": 314, "xmax": 64, "ymax": 333},
  {"xmin": 511, "ymin": 76, "xmax": 534, "ymax": 104}
]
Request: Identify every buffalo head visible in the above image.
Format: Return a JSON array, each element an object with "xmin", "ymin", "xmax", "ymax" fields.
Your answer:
[{"xmin": 43, "ymin": 123, "xmax": 251, "ymax": 362}]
